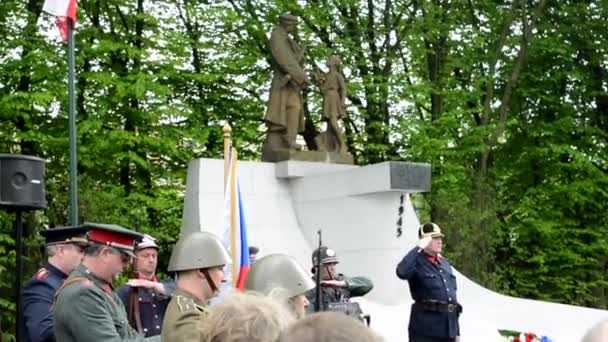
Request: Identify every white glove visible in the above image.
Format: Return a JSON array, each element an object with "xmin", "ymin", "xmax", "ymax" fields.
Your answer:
[{"xmin": 417, "ymin": 236, "xmax": 432, "ymax": 249}]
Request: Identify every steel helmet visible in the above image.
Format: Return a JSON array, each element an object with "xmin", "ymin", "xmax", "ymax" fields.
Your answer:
[
  {"xmin": 245, "ymin": 254, "xmax": 315, "ymax": 298},
  {"xmin": 311, "ymin": 246, "xmax": 339, "ymax": 266},
  {"xmin": 168, "ymin": 231, "xmax": 231, "ymax": 272}
]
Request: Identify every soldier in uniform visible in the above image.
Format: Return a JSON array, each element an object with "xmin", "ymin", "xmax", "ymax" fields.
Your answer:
[
  {"xmin": 262, "ymin": 13, "xmax": 311, "ymax": 158},
  {"xmin": 53, "ymin": 223, "xmax": 159, "ymax": 342},
  {"xmin": 161, "ymin": 231, "xmax": 231, "ymax": 341},
  {"xmin": 306, "ymin": 246, "xmax": 373, "ymax": 320},
  {"xmin": 396, "ymin": 222, "xmax": 462, "ymax": 342},
  {"xmin": 20, "ymin": 226, "xmax": 88, "ymax": 342},
  {"xmin": 244, "ymin": 253, "xmax": 315, "ymax": 318},
  {"xmin": 117, "ymin": 234, "xmax": 176, "ymax": 336}
]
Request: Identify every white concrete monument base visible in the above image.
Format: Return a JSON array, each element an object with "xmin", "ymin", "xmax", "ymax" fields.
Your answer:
[{"xmin": 181, "ymin": 158, "xmax": 606, "ymax": 342}]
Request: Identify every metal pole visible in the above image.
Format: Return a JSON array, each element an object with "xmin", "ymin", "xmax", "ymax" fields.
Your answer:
[
  {"xmin": 15, "ymin": 210, "xmax": 23, "ymax": 342},
  {"xmin": 67, "ymin": 18, "xmax": 78, "ymax": 225}
]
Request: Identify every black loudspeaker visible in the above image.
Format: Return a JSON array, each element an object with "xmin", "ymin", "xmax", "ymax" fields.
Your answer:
[{"xmin": 0, "ymin": 154, "xmax": 46, "ymax": 210}]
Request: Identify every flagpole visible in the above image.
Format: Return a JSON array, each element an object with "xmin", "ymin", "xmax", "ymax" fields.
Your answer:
[
  {"xmin": 223, "ymin": 123, "xmax": 232, "ymax": 190},
  {"xmin": 67, "ymin": 18, "xmax": 78, "ymax": 225}
]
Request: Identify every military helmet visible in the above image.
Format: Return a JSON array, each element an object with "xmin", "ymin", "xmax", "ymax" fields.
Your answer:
[
  {"xmin": 418, "ymin": 222, "xmax": 445, "ymax": 239},
  {"xmin": 244, "ymin": 254, "xmax": 315, "ymax": 298},
  {"xmin": 168, "ymin": 231, "xmax": 231, "ymax": 272},
  {"xmin": 311, "ymin": 246, "xmax": 339, "ymax": 266}
]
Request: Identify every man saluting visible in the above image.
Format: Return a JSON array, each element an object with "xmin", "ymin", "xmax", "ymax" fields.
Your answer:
[{"xmin": 396, "ymin": 222, "xmax": 462, "ymax": 342}]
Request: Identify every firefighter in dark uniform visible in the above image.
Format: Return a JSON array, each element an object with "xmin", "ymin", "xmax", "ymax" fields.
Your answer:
[
  {"xmin": 306, "ymin": 246, "xmax": 373, "ymax": 320},
  {"xmin": 20, "ymin": 226, "xmax": 88, "ymax": 342},
  {"xmin": 396, "ymin": 222, "xmax": 462, "ymax": 342},
  {"xmin": 117, "ymin": 234, "xmax": 176, "ymax": 336}
]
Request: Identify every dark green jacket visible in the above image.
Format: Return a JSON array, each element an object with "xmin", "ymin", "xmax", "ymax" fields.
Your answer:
[
  {"xmin": 53, "ymin": 264, "xmax": 159, "ymax": 342},
  {"xmin": 160, "ymin": 288, "xmax": 207, "ymax": 342},
  {"xmin": 306, "ymin": 273, "xmax": 373, "ymax": 313}
]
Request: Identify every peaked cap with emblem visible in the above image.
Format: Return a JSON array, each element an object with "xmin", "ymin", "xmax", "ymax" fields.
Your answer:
[
  {"xmin": 82, "ymin": 222, "xmax": 142, "ymax": 258},
  {"xmin": 418, "ymin": 222, "xmax": 445, "ymax": 239},
  {"xmin": 40, "ymin": 226, "xmax": 89, "ymax": 246}
]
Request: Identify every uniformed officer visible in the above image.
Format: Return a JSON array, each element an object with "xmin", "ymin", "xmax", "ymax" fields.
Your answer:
[
  {"xmin": 306, "ymin": 246, "xmax": 373, "ymax": 319},
  {"xmin": 20, "ymin": 226, "xmax": 88, "ymax": 342},
  {"xmin": 117, "ymin": 234, "xmax": 176, "ymax": 336},
  {"xmin": 396, "ymin": 222, "xmax": 462, "ymax": 342},
  {"xmin": 53, "ymin": 222, "xmax": 159, "ymax": 342},
  {"xmin": 161, "ymin": 231, "xmax": 231, "ymax": 341},
  {"xmin": 244, "ymin": 254, "xmax": 315, "ymax": 318}
]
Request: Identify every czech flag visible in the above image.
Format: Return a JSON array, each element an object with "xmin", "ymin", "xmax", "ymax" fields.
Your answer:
[
  {"xmin": 222, "ymin": 146, "xmax": 251, "ymax": 289},
  {"xmin": 42, "ymin": 0, "xmax": 77, "ymax": 42}
]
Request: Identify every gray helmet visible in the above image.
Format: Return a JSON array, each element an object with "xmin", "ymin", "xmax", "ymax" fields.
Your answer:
[
  {"xmin": 244, "ymin": 254, "xmax": 315, "ymax": 298},
  {"xmin": 311, "ymin": 246, "xmax": 339, "ymax": 266},
  {"xmin": 168, "ymin": 231, "xmax": 231, "ymax": 272}
]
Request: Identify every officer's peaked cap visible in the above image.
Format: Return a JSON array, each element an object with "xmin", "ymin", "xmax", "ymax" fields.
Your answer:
[
  {"xmin": 40, "ymin": 226, "xmax": 88, "ymax": 246},
  {"xmin": 82, "ymin": 222, "xmax": 142, "ymax": 258}
]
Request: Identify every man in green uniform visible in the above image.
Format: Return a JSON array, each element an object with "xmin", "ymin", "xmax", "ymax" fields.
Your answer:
[
  {"xmin": 306, "ymin": 246, "xmax": 373, "ymax": 321},
  {"xmin": 161, "ymin": 231, "xmax": 231, "ymax": 341},
  {"xmin": 53, "ymin": 222, "xmax": 159, "ymax": 342}
]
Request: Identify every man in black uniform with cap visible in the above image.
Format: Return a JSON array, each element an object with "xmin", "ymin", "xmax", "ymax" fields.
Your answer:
[
  {"xmin": 20, "ymin": 226, "xmax": 88, "ymax": 342},
  {"xmin": 396, "ymin": 222, "xmax": 462, "ymax": 342}
]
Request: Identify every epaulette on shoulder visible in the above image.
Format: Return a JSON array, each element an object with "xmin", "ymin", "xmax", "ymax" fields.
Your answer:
[
  {"xmin": 176, "ymin": 295, "xmax": 195, "ymax": 312},
  {"xmin": 36, "ymin": 268, "xmax": 49, "ymax": 280}
]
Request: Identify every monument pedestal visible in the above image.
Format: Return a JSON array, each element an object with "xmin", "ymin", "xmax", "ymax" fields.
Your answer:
[{"xmin": 262, "ymin": 149, "xmax": 354, "ymax": 164}]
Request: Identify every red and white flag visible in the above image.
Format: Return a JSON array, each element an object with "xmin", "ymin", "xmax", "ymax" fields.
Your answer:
[{"xmin": 42, "ymin": 0, "xmax": 77, "ymax": 42}]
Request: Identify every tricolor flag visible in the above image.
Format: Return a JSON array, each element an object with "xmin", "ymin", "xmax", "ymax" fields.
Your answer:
[
  {"xmin": 222, "ymin": 147, "xmax": 251, "ymax": 290},
  {"xmin": 42, "ymin": 0, "xmax": 77, "ymax": 42}
]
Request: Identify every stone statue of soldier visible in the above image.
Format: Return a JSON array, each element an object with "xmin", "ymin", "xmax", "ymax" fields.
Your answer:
[{"xmin": 262, "ymin": 14, "xmax": 311, "ymax": 161}]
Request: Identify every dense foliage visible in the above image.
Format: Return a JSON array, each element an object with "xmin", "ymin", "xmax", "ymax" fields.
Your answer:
[{"xmin": 0, "ymin": 0, "xmax": 606, "ymax": 338}]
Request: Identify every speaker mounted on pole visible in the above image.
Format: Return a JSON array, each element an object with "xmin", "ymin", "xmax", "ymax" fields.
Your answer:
[
  {"xmin": 0, "ymin": 154, "xmax": 46, "ymax": 211},
  {"xmin": 0, "ymin": 154, "xmax": 47, "ymax": 342}
]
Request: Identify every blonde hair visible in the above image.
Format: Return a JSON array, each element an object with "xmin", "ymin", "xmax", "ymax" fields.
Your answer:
[
  {"xmin": 266, "ymin": 287, "xmax": 307, "ymax": 319},
  {"xmin": 199, "ymin": 292, "xmax": 295, "ymax": 342},
  {"xmin": 279, "ymin": 312, "xmax": 384, "ymax": 342}
]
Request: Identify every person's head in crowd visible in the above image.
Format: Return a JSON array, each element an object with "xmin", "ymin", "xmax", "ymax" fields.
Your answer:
[
  {"xmin": 582, "ymin": 319, "xmax": 608, "ymax": 342},
  {"xmin": 279, "ymin": 311, "xmax": 384, "ymax": 342},
  {"xmin": 81, "ymin": 223, "xmax": 140, "ymax": 283},
  {"xmin": 167, "ymin": 231, "xmax": 231, "ymax": 301},
  {"xmin": 40, "ymin": 226, "xmax": 88, "ymax": 275},
  {"xmin": 199, "ymin": 292, "xmax": 294, "ymax": 342},
  {"xmin": 244, "ymin": 254, "xmax": 315, "ymax": 319},
  {"xmin": 249, "ymin": 246, "xmax": 260, "ymax": 264},
  {"xmin": 134, "ymin": 234, "xmax": 159, "ymax": 280}
]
